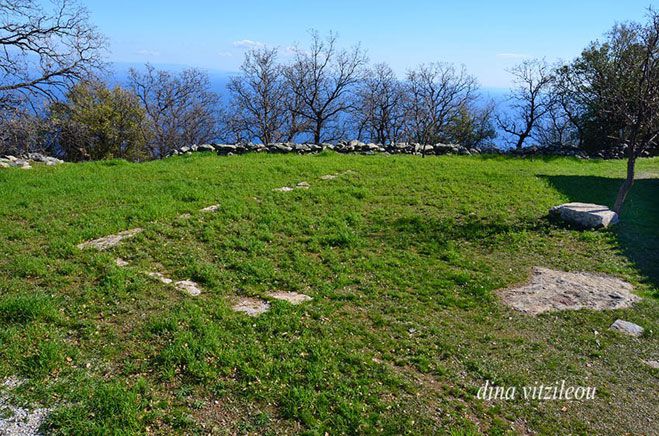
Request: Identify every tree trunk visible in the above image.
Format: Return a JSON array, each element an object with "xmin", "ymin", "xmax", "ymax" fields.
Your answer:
[
  {"xmin": 516, "ymin": 131, "xmax": 529, "ymax": 150},
  {"xmin": 613, "ymin": 145, "xmax": 637, "ymax": 214},
  {"xmin": 313, "ymin": 121, "xmax": 322, "ymax": 145}
]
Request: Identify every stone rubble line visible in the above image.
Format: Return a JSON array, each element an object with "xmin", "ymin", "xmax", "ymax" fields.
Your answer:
[
  {"xmin": 0, "ymin": 153, "xmax": 64, "ymax": 169},
  {"xmin": 3, "ymin": 140, "xmax": 656, "ymax": 171},
  {"xmin": 169, "ymin": 140, "xmax": 657, "ymax": 159}
]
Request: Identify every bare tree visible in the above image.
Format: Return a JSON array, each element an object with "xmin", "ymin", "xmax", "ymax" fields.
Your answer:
[
  {"xmin": 0, "ymin": 109, "xmax": 57, "ymax": 155},
  {"xmin": 227, "ymin": 47, "xmax": 293, "ymax": 144},
  {"xmin": 129, "ymin": 64, "xmax": 220, "ymax": 157},
  {"xmin": 534, "ymin": 100, "xmax": 578, "ymax": 147},
  {"xmin": 402, "ymin": 63, "xmax": 479, "ymax": 152},
  {"xmin": 0, "ymin": 0, "xmax": 106, "ymax": 112},
  {"xmin": 352, "ymin": 63, "xmax": 405, "ymax": 144},
  {"xmin": 496, "ymin": 59, "xmax": 555, "ymax": 149},
  {"xmin": 284, "ymin": 31, "xmax": 367, "ymax": 144}
]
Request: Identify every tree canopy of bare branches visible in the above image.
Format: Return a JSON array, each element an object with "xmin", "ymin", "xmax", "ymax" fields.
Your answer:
[
  {"xmin": 129, "ymin": 64, "xmax": 220, "ymax": 157},
  {"xmin": 402, "ymin": 63, "xmax": 479, "ymax": 150},
  {"xmin": 0, "ymin": 0, "xmax": 106, "ymax": 112},
  {"xmin": 496, "ymin": 59, "xmax": 555, "ymax": 149},
  {"xmin": 284, "ymin": 31, "xmax": 367, "ymax": 144},
  {"xmin": 227, "ymin": 47, "xmax": 298, "ymax": 144},
  {"xmin": 352, "ymin": 63, "xmax": 405, "ymax": 144}
]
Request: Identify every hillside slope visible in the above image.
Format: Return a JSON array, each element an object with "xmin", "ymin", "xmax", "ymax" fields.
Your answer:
[{"xmin": 0, "ymin": 154, "xmax": 657, "ymax": 434}]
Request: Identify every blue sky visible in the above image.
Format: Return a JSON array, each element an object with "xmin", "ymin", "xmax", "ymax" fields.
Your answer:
[{"xmin": 83, "ymin": 0, "xmax": 656, "ymax": 88}]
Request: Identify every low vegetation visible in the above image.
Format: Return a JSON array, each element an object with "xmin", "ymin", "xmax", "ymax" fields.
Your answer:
[{"xmin": 0, "ymin": 153, "xmax": 657, "ymax": 434}]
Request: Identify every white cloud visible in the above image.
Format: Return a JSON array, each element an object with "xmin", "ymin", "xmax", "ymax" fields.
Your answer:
[
  {"xmin": 232, "ymin": 39, "xmax": 265, "ymax": 49},
  {"xmin": 135, "ymin": 49, "xmax": 160, "ymax": 57},
  {"xmin": 496, "ymin": 52, "xmax": 529, "ymax": 60}
]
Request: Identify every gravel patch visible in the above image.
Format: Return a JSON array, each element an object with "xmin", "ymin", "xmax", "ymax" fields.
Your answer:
[
  {"xmin": 498, "ymin": 267, "xmax": 640, "ymax": 315},
  {"xmin": 77, "ymin": 228, "xmax": 143, "ymax": 250},
  {"xmin": 1, "ymin": 377, "xmax": 49, "ymax": 436}
]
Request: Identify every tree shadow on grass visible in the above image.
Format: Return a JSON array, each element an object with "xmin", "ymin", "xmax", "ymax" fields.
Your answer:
[{"xmin": 541, "ymin": 175, "xmax": 659, "ymax": 291}]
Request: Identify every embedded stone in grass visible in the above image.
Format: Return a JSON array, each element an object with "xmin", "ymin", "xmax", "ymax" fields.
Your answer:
[
  {"xmin": 175, "ymin": 280, "xmax": 202, "ymax": 296},
  {"xmin": 267, "ymin": 291, "xmax": 312, "ymax": 305},
  {"xmin": 201, "ymin": 204, "xmax": 220, "ymax": 212},
  {"xmin": 549, "ymin": 202, "xmax": 619, "ymax": 229},
  {"xmin": 232, "ymin": 297, "xmax": 270, "ymax": 316},
  {"xmin": 296, "ymin": 181, "xmax": 310, "ymax": 189},
  {"xmin": 77, "ymin": 228, "xmax": 143, "ymax": 250},
  {"xmin": 115, "ymin": 258, "xmax": 129, "ymax": 267},
  {"xmin": 273, "ymin": 186, "xmax": 294, "ymax": 192},
  {"xmin": 178, "ymin": 213, "xmax": 192, "ymax": 219},
  {"xmin": 498, "ymin": 267, "xmax": 639, "ymax": 315},
  {"xmin": 148, "ymin": 272, "xmax": 173, "ymax": 284},
  {"xmin": 644, "ymin": 360, "xmax": 659, "ymax": 369},
  {"xmin": 320, "ymin": 174, "xmax": 337, "ymax": 180},
  {"xmin": 609, "ymin": 319, "xmax": 644, "ymax": 337}
]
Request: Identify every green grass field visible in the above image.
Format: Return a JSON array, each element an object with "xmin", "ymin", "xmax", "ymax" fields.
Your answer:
[{"xmin": 0, "ymin": 153, "xmax": 657, "ymax": 434}]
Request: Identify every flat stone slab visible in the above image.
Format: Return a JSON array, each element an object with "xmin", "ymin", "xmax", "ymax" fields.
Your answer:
[
  {"xmin": 201, "ymin": 204, "xmax": 220, "ymax": 212},
  {"xmin": 148, "ymin": 272, "xmax": 173, "ymax": 284},
  {"xmin": 610, "ymin": 319, "xmax": 644, "ymax": 337},
  {"xmin": 498, "ymin": 267, "xmax": 639, "ymax": 315},
  {"xmin": 643, "ymin": 360, "xmax": 659, "ymax": 369},
  {"xmin": 273, "ymin": 186, "xmax": 294, "ymax": 192},
  {"xmin": 232, "ymin": 297, "xmax": 270, "ymax": 316},
  {"xmin": 296, "ymin": 181, "xmax": 310, "ymax": 189},
  {"xmin": 175, "ymin": 280, "xmax": 202, "ymax": 296},
  {"xmin": 320, "ymin": 174, "xmax": 337, "ymax": 180},
  {"xmin": 115, "ymin": 258, "xmax": 129, "ymax": 267},
  {"xmin": 549, "ymin": 202, "xmax": 619, "ymax": 229},
  {"xmin": 77, "ymin": 228, "xmax": 143, "ymax": 250},
  {"xmin": 267, "ymin": 291, "xmax": 313, "ymax": 305}
]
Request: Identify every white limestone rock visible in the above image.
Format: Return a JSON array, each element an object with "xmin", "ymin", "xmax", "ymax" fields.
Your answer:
[
  {"xmin": 609, "ymin": 319, "xmax": 644, "ymax": 337},
  {"xmin": 550, "ymin": 202, "xmax": 618, "ymax": 229}
]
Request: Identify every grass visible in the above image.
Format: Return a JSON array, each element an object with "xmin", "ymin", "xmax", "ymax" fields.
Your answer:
[{"xmin": 0, "ymin": 152, "xmax": 657, "ymax": 434}]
